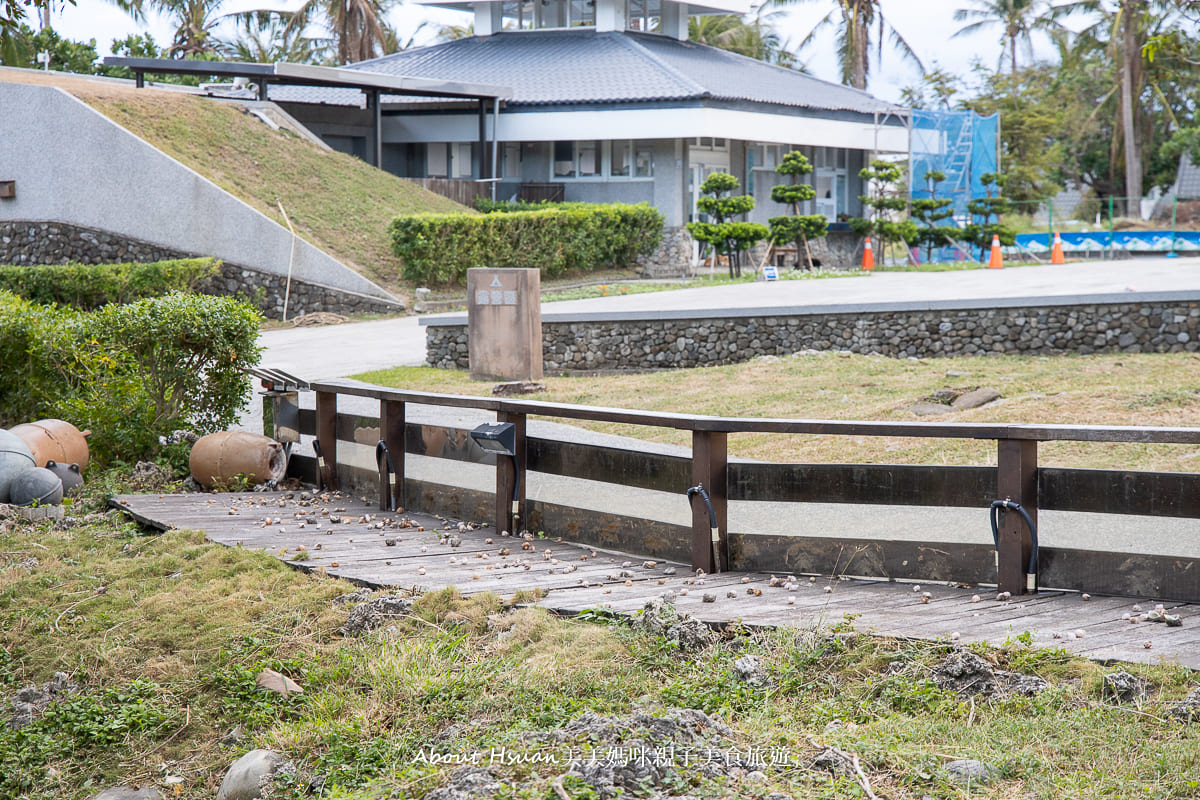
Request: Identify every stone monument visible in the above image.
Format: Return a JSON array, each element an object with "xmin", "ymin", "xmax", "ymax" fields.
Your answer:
[{"xmin": 466, "ymin": 268, "xmax": 543, "ymax": 381}]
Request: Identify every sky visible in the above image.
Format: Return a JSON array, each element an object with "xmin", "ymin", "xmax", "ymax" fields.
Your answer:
[{"xmin": 42, "ymin": 0, "xmax": 1067, "ymax": 103}]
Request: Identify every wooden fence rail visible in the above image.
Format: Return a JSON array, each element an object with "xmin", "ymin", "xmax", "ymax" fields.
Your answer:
[{"xmin": 284, "ymin": 380, "xmax": 1200, "ymax": 602}]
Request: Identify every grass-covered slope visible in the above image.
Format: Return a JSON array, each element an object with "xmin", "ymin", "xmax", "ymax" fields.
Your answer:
[{"xmin": 0, "ymin": 70, "xmax": 471, "ymax": 298}]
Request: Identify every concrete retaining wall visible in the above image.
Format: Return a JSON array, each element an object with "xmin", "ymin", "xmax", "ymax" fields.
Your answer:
[
  {"xmin": 425, "ymin": 293, "xmax": 1200, "ymax": 370},
  {"xmin": 0, "ymin": 81, "xmax": 396, "ymax": 307},
  {"xmin": 0, "ymin": 220, "xmax": 402, "ymax": 319}
]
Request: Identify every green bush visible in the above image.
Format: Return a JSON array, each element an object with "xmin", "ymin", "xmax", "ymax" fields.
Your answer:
[
  {"xmin": 0, "ymin": 290, "xmax": 262, "ymax": 465},
  {"xmin": 0, "ymin": 258, "xmax": 221, "ymax": 310},
  {"xmin": 0, "ymin": 293, "xmax": 82, "ymax": 427},
  {"xmin": 389, "ymin": 203, "xmax": 664, "ymax": 285}
]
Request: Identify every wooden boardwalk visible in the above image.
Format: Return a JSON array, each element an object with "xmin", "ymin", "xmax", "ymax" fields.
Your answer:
[{"xmin": 112, "ymin": 491, "xmax": 1200, "ymax": 669}]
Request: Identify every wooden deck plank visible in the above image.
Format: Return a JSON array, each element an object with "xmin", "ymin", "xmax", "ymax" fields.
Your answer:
[{"xmin": 111, "ymin": 492, "xmax": 1200, "ymax": 669}]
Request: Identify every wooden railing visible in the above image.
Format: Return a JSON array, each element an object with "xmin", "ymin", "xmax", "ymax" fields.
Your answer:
[
  {"xmin": 407, "ymin": 180, "xmax": 565, "ymax": 207},
  {"xmin": 287, "ymin": 380, "xmax": 1200, "ymax": 602}
]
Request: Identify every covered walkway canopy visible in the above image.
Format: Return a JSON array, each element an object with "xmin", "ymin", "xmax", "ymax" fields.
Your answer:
[{"xmin": 100, "ymin": 57, "xmax": 513, "ymax": 171}]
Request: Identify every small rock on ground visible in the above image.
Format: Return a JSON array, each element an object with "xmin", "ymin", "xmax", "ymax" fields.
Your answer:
[
  {"xmin": 215, "ymin": 749, "xmax": 285, "ymax": 800},
  {"xmin": 128, "ymin": 461, "xmax": 173, "ymax": 492},
  {"xmin": 340, "ymin": 594, "xmax": 413, "ymax": 637},
  {"xmin": 1103, "ymin": 671, "xmax": 1147, "ymax": 702},
  {"xmin": 944, "ymin": 759, "xmax": 998, "ymax": 785},
  {"xmin": 909, "ymin": 402, "xmax": 955, "ymax": 417},
  {"xmin": 90, "ymin": 787, "xmax": 162, "ymax": 800},
  {"xmin": 422, "ymin": 767, "xmax": 502, "ymax": 800},
  {"xmin": 1169, "ymin": 687, "xmax": 1200, "ymax": 722},
  {"xmin": 7, "ymin": 671, "xmax": 75, "ymax": 730},
  {"xmin": 952, "ymin": 387, "xmax": 1002, "ymax": 409},
  {"xmin": 811, "ymin": 746, "xmax": 856, "ymax": 778},
  {"xmin": 732, "ymin": 655, "xmax": 768, "ymax": 687},
  {"xmin": 634, "ymin": 598, "xmax": 713, "ymax": 650}
]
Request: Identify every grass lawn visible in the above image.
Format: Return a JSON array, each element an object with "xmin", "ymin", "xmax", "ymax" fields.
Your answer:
[
  {"xmin": 2, "ymin": 493, "xmax": 1199, "ymax": 800},
  {"xmin": 356, "ymin": 351, "xmax": 1200, "ymax": 473}
]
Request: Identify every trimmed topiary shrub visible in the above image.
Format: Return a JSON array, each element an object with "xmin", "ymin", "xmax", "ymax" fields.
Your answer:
[
  {"xmin": 389, "ymin": 203, "xmax": 664, "ymax": 285},
  {"xmin": 0, "ymin": 258, "xmax": 221, "ymax": 310}
]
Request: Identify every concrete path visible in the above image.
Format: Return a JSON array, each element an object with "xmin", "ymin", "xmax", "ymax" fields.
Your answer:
[
  {"xmin": 535, "ymin": 256, "xmax": 1200, "ymax": 318},
  {"xmin": 245, "ymin": 257, "xmax": 1200, "ymax": 562}
]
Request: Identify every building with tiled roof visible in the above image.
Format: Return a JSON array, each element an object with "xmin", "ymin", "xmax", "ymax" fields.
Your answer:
[{"xmin": 267, "ymin": 0, "xmax": 909, "ymax": 264}]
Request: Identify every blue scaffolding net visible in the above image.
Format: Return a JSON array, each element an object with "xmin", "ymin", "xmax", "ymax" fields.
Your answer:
[{"xmin": 909, "ymin": 109, "xmax": 999, "ymax": 222}]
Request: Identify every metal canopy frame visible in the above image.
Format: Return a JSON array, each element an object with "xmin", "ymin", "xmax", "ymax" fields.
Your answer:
[{"xmin": 100, "ymin": 57, "xmax": 512, "ymax": 171}]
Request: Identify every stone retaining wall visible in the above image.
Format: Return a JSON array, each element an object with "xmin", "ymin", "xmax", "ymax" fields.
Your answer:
[
  {"xmin": 426, "ymin": 299, "xmax": 1200, "ymax": 370},
  {"xmin": 1, "ymin": 221, "xmax": 402, "ymax": 319},
  {"xmin": 637, "ymin": 226, "xmax": 694, "ymax": 278}
]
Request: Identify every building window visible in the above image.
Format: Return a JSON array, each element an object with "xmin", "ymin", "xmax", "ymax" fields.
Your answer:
[
  {"xmin": 452, "ymin": 143, "xmax": 473, "ymax": 178},
  {"xmin": 634, "ymin": 143, "xmax": 653, "ymax": 177},
  {"xmin": 577, "ymin": 140, "xmax": 601, "ymax": 176},
  {"xmin": 612, "ymin": 141, "xmax": 631, "ymax": 177},
  {"xmin": 554, "ymin": 141, "xmax": 575, "ymax": 177}
]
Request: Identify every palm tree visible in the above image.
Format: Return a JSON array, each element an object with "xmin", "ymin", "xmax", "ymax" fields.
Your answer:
[
  {"xmin": 690, "ymin": 5, "xmax": 800, "ymax": 67},
  {"xmin": 1058, "ymin": 0, "xmax": 1185, "ymax": 208},
  {"xmin": 786, "ymin": 0, "xmax": 923, "ymax": 90},
  {"xmin": 104, "ymin": 0, "xmax": 228, "ymax": 58},
  {"xmin": 951, "ymin": 0, "xmax": 1056, "ymax": 73},
  {"xmin": 222, "ymin": 10, "xmax": 327, "ymax": 63},
  {"xmin": 280, "ymin": 0, "xmax": 401, "ymax": 64}
]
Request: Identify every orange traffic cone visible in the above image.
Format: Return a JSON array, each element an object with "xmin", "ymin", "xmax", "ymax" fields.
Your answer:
[
  {"xmin": 987, "ymin": 234, "xmax": 1003, "ymax": 269},
  {"xmin": 862, "ymin": 237, "xmax": 875, "ymax": 271},
  {"xmin": 1050, "ymin": 232, "xmax": 1065, "ymax": 264}
]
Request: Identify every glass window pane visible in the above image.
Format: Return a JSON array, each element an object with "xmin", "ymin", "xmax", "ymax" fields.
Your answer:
[
  {"xmin": 634, "ymin": 143, "xmax": 653, "ymax": 177},
  {"xmin": 611, "ymin": 141, "xmax": 631, "ymax": 176},
  {"xmin": 578, "ymin": 140, "xmax": 601, "ymax": 176},
  {"xmin": 554, "ymin": 141, "xmax": 575, "ymax": 177},
  {"xmin": 427, "ymin": 142, "xmax": 448, "ymax": 178}
]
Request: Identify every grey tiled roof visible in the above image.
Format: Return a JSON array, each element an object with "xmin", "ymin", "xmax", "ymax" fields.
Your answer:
[{"xmin": 338, "ymin": 29, "xmax": 898, "ymax": 115}]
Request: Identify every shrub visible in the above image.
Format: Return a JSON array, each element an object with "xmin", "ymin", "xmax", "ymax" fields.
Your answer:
[
  {"xmin": 389, "ymin": 203, "xmax": 664, "ymax": 285},
  {"xmin": 0, "ymin": 292, "xmax": 82, "ymax": 427},
  {"xmin": 0, "ymin": 258, "xmax": 221, "ymax": 310},
  {"xmin": 0, "ymin": 290, "xmax": 262, "ymax": 465}
]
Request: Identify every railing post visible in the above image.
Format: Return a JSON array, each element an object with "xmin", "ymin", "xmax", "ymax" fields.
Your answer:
[
  {"xmin": 380, "ymin": 399, "xmax": 406, "ymax": 511},
  {"xmin": 996, "ymin": 438, "xmax": 1038, "ymax": 595},
  {"xmin": 496, "ymin": 411, "xmax": 527, "ymax": 535},
  {"xmin": 315, "ymin": 390, "xmax": 338, "ymax": 491},
  {"xmin": 690, "ymin": 430, "xmax": 728, "ymax": 573}
]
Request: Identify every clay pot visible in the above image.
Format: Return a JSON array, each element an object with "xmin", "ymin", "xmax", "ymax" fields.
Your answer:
[
  {"xmin": 8, "ymin": 467, "xmax": 64, "ymax": 507},
  {"xmin": 0, "ymin": 429, "xmax": 37, "ymax": 504},
  {"xmin": 45, "ymin": 460, "xmax": 84, "ymax": 496},
  {"xmin": 11, "ymin": 419, "xmax": 91, "ymax": 472},
  {"xmin": 190, "ymin": 431, "xmax": 286, "ymax": 490}
]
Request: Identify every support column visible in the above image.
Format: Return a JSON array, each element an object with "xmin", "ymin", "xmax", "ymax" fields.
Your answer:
[
  {"xmin": 478, "ymin": 99, "xmax": 489, "ymax": 179},
  {"xmin": 371, "ymin": 90, "xmax": 383, "ymax": 169},
  {"xmin": 996, "ymin": 439, "xmax": 1038, "ymax": 595},
  {"xmin": 380, "ymin": 399, "xmax": 406, "ymax": 511},
  {"xmin": 690, "ymin": 431, "xmax": 728, "ymax": 573},
  {"xmin": 315, "ymin": 390, "xmax": 338, "ymax": 491},
  {"xmin": 495, "ymin": 411, "xmax": 527, "ymax": 535}
]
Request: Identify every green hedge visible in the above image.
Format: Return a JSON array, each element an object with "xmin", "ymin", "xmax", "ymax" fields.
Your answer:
[
  {"xmin": 0, "ymin": 257, "xmax": 221, "ymax": 310},
  {"xmin": 389, "ymin": 203, "xmax": 664, "ymax": 284},
  {"xmin": 0, "ymin": 290, "xmax": 261, "ymax": 465}
]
